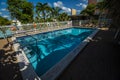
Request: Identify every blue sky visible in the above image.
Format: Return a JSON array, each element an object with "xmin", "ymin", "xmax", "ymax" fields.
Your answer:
[{"xmin": 0, "ymin": 0, "xmax": 88, "ymax": 19}]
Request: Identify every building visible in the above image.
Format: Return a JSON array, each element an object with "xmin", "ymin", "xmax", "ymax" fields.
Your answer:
[
  {"xmin": 97, "ymin": 0, "xmax": 103, "ymax": 2},
  {"xmin": 71, "ymin": 9, "xmax": 76, "ymax": 15},
  {"xmin": 88, "ymin": 0, "xmax": 97, "ymax": 4},
  {"xmin": 69, "ymin": 15, "xmax": 89, "ymax": 26},
  {"xmin": 88, "ymin": 0, "xmax": 103, "ymax": 4}
]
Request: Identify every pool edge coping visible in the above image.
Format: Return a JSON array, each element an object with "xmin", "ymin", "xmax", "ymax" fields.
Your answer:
[{"xmin": 12, "ymin": 37, "xmax": 41, "ymax": 80}]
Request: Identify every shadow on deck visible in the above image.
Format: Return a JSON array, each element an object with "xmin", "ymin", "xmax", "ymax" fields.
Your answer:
[
  {"xmin": 0, "ymin": 39, "xmax": 22, "ymax": 80},
  {"xmin": 57, "ymin": 28, "xmax": 120, "ymax": 80}
]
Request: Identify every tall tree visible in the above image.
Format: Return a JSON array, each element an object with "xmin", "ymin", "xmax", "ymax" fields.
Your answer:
[
  {"xmin": 51, "ymin": 7, "xmax": 61, "ymax": 21},
  {"xmin": 105, "ymin": 0, "xmax": 120, "ymax": 28},
  {"xmin": 58, "ymin": 12, "xmax": 70, "ymax": 21},
  {"xmin": 36, "ymin": 2, "xmax": 51, "ymax": 22},
  {"xmin": 0, "ymin": 16, "xmax": 11, "ymax": 26},
  {"xmin": 95, "ymin": 1, "xmax": 106, "ymax": 15},
  {"xmin": 7, "ymin": 0, "xmax": 33, "ymax": 23},
  {"xmin": 80, "ymin": 4, "xmax": 96, "ymax": 16}
]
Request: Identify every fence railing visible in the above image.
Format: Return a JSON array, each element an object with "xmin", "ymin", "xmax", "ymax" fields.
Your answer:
[
  {"xmin": 0, "ymin": 25, "xmax": 13, "ymax": 38},
  {"xmin": 72, "ymin": 18, "xmax": 111, "ymax": 28},
  {"xmin": 0, "ymin": 21, "xmax": 72, "ymax": 38}
]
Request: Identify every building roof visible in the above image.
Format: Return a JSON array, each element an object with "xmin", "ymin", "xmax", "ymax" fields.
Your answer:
[{"xmin": 88, "ymin": 0, "xmax": 97, "ymax": 4}]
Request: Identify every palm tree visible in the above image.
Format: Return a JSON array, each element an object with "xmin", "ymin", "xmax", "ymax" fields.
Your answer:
[
  {"xmin": 58, "ymin": 12, "xmax": 70, "ymax": 21},
  {"xmin": 36, "ymin": 2, "xmax": 51, "ymax": 22},
  {"xmin": 51, "ymin": 7, "xmax": 61, "ymax": 21}
]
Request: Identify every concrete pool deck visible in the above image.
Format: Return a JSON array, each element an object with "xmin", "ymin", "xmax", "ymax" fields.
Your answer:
[
  {"xmin": 57, "ymin": 28, "xmax": 120, "ymax": 80},
  {"xmin": 0, "ymin": 28, "xmax": 120, "ymax": 80}
]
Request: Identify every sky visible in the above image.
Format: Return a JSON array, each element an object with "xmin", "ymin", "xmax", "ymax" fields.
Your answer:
[{"xmin": 0, "ymin": 0, "xmax": 88, "ymax": 20}]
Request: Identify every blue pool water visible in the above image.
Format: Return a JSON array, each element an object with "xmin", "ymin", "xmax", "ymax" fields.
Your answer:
[{"xmin": 17, "ymin": 28, "xmax": 95, "ymax": 76}]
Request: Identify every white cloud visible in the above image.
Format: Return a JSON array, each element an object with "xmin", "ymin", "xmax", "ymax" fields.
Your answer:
[
  {"xmin": 76, "ymin": 3, "xmax": 83, "ymax": 7},
  {"xmin": 76, "ymin": 10, "xmax": 81, "ymax": 14},
  {"xmin": 77, "ymin": 10, "xmax": 81, "ymax": 12},
  {"xmin": 3, "ymin": 15, "xmax": 9, "ymax": 18},
  {"xmin": 80, "ymin": 3, "xmax": 83, "ymax": 5},
  {"xmin": 0, "ymin": 12, "xmax": 2, "ymax": 14},
  {"xmin": 83, "ymin": 0, "xmax": 87, "ymax": 1},
  {"xmin": 82, "ymin": 4, "xmax": 87, "ymax": 9},
  {"xmin": 76, "ymin": 3, "xmax": 87, "ymax": 9},
  {"xmin": 54, "ymin": 1, "xmax": 63, "ymax": 7},
  {"xmin": 53, "ymin": 1, "xmax": 71, "ymax": 13},
  {"xmin": 1, "ymin": 2, "xmax": 6, "ymax": 5},
  {"xmin": 48, "ymin": 3, "xmax": 52, "ymax": 7},
  {"xmin": 61, "ymin": 6, "xmax": 71, "ymax": 12},
  {"xmin": 83, "ymin": 0, "xmax": 88, "ymax": 3},
  {"xmin": 1, "ymin": 8, "xmax": 8, "ymax": 11}
]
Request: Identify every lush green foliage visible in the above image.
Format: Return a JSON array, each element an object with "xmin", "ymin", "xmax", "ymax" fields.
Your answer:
[
  {"xmin": 96, "ymin": 2, "xmax": 106, "ymax": 11},
  {"xmin": 7, "ymin": 0, "xmax": 34, "ymax": 23},
  {"xmin": 36, "ymin": 2, "xmax": 52, "ymax": 22},
  {"xmin": 35, "ymin": 2, "xmax": 69, "ymax": 22},
  {"xmin": 80, "ymin": 1, "xmax": 106, "ymax": 16},
  {"xmin": 105, "ymin": 0, "xmax": 120, "ymax": 28},
  {"xmin": 80, "ymin": 1, "xmax": 106, "ymax": 22},
  {"xmin": 0, "ymin": 16, "xmax": 11, "ymax": 26},
  {"xmin": 51, "ymin": 7, "xmax": 61, "ymax": 21},
  {"xmin": 58, "ymin": 13, "xmax": 70, "ymax": 21},
  {"xmin": 6, "ymin": 0, "xmax": 70, "ymax": 24},
  {"xmin": 80, "ymin": 4, "xmax": 96, "ymax": 16}
]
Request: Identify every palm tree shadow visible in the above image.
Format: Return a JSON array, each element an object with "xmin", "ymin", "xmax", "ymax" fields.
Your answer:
[
  {"xmin": 0, "ymin": 49, "xmax": 22, "ymax": 80},
  {"xmin": 0, "ymin": 49, "xmax": 6, "ymax": 58},
  {"xmin": 3, "ymin": 42, "xmax": 10, "ymax": 48},
  {"xmin": 3, "ymin": 42, "xmax": 13, "ymax": 51}
]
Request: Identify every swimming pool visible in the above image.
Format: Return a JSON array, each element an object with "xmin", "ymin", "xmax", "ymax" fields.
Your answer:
[{"xmin": 17, "ymin": 27, "xmax": 95, "ymax": 78}]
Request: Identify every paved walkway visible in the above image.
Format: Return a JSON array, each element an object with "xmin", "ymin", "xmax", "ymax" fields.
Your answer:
[
  {"xmin": 57, "ymin": 29, "xmax": 120, "ymax": 80},
  {"xmin": 0, "ymin": 38, "xmax": 22, "ymax": 80}
]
